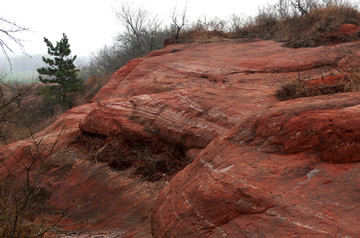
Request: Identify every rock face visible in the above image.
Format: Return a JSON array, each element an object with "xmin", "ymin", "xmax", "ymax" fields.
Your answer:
[
  {"xmin": 152, "ymin": 93, "xmax": 360, "ymax": 237},
  {"xmin": 2, "ymin": 38, "xmax": 360, "ymax": 237},
  {"xmin": 233, "ymin": 94, "xmax": 360, "ymax": 163}
]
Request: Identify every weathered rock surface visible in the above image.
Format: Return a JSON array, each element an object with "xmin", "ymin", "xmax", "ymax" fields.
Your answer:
[
  {"xmin": 152, "ymin": 93, "xmax": 360, "ymax": 237},
  {"xmin": 2, "ymin": 38, "xmax": 360, "ymax": 237},
  {"xmin": 233, "ymin": 93, "xmax": 360, "ymax": 163}
]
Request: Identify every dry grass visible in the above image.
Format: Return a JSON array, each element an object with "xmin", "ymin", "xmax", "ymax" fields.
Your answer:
[
  {"xmin": 344, "ymin": 70, "xmax": 360, "ymax": 91},
  {"xmin": 279, "ymin": 5, "xmax": 360, "ymax": 47},
  {"xmin": 74, "ymin": 132, "xmax": 192, "ymax": 182},
  {"xmin": 275, "ymin": 78, "xmax": 317, "ymax": 100},
  {"xmin": 237, "ymin": 4, "xmax": 360, "ymax": 48},
  {"xmin": 275, "ymin": 73, "xmax": 360, "ymax": 101},
  {"xmin": 165, "ymin": 4, "xmax": 360, "ymax": 47},
  {"xmin": 166, "ymin": 30, "xmax": 232, "ymax": 45}
]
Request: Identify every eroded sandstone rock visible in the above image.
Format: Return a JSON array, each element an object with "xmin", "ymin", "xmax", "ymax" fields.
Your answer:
[
  {"xmin": 152, "ymin": 94, "xmax": 360, "ymax": 237},
  {"xmin": 152, "ymin": 135, "xmax": 360, "ymax": 237},
  {"xmin": 230, "ymin": 93, "xmax": 360, "ymax": 163},
  {"xmin": 2, "ymin": 39, "xmax": 360, "ymax": 237}
]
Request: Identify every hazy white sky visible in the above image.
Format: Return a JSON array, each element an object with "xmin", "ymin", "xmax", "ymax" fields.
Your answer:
[{"xmin": 2, "ymin": 0, "xmax": 276, "ymax": 57}]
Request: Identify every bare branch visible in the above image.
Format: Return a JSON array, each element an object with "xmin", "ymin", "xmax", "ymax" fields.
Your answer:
[
  {"xmin": 0, "ymin": 125, "xmax": 69, "ymax": 237},
  {"xmin": 170, "ymin": 2, "xmax": 188, "ymax": 39},
  {"xmin": 0, "ymin": 17, "xmax": 29, "ymax": 70},
  {"xmin": 291, "ymin": 0, "xmax": 309, "ymax": 15},
  {"xmin": 114, "ymin": 2, "xmax": 165, "ymax": 55}
]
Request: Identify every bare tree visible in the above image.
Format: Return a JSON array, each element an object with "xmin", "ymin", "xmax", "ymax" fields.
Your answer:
[
  {"xmin": 0, "ymin": 18, "xmax": 33, "ymax": 143},
  {"xmin": 0, "ymin": 17, "xmax": 30, "ymax": 114},
  {"xmin": 114, "ymin": 2, "xmax": 166, "ymax": 57},
  {"xmin": 321, "ymin": 0, "xmax": 349, "ymax": 7},
  {"xmin": 276, "ymin": 0, "xmax": 324, "ymax": 17},
  {"xmin": 87, "ymin": 3, "xmax": 169, "ymax": 80},
  {"xmin": 114, "ymin": 3, "xmax": 147, "ymax": 55},
  {"xmin": 0, "ymin": 17, "xmax": 29, "ymax": 70},
  {"xmin": 170, "ymin": 3, "xmax": 187, "ymax": 39},
  {"xmin": 207, "ymin": 17, "xmax": 227, "ymax": 31},
  {"xmin": 291, "ymin": 0, "xmax": 311, "ymax": 15},
  {"xmin": 276, "ymin": 0, "xmax": 292, "ymax": 18},
  {"xmin": 88, "ymin": 45, "xmax": 129, "ymax": 77},
  {"xmin": 227, "ymin": 14, "xmax": 245, "ymax": 32},
  {"xmin": 144, "ymin": 16, "xmax": 164, "ymax": 52}
]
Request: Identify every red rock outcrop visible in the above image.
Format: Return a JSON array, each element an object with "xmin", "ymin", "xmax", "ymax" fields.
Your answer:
[
  {"xmin": 337, "ymin": 24, "xmax": 360, "ymax": 35},
  {"xmin": 0, "ymin": 104, "xmax": 163, "ymax": 237},
  {"xmin": 2, "ymin": 38, "xmax": 360, "ymax": 237},
  {"xmin": 232, "ymin": 93, "xmax": 360, "ymax": 163},
  {"xmin": 152, "ymin": 131, "xmax": 360, "ymax": 237}
]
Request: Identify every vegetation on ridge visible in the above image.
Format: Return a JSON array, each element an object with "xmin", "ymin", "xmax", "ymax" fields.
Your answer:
[{"xmin": 238, "ymin": 1, "xmax": 360, "ymax": 47}]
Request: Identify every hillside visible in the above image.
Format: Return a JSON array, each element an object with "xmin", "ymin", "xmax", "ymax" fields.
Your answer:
[{"xmin": 1, "ymin": 37, "xmax": 360, "ymax": 237}]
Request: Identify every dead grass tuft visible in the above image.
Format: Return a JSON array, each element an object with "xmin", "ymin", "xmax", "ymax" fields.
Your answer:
[{"xmin": 275, "ymin": 73, "xmax": 360, "ymax": 101}]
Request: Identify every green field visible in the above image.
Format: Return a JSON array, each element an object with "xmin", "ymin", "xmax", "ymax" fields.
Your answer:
[{"xmin": 2, "ymin": 71, "xmax": 39, "ymax": 83}]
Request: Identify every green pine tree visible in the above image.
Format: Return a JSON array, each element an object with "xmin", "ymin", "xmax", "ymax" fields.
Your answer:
[{"xmin": 37, "ymin": 33, "xmax": 84, "ymax": 108}]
